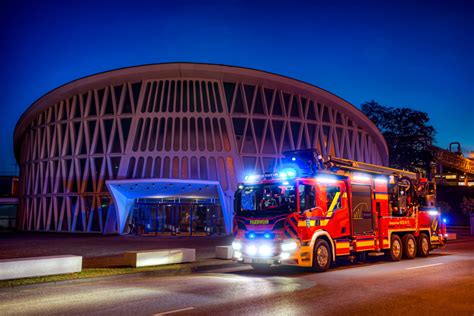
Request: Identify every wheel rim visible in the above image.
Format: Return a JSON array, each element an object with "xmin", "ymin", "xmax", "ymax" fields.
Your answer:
[
  {"xmin": 407, "ymin": 238, "xmax": 415, "ymax": 256},
  {"xmin": 422, "ymin": 237, "xmax": 429, "ymax": 254},
  {"xmin": 317, "ymin": 245, "xmax": 329, "ymax": 267},
  {"xmin": 392, "ymin": 240, "xmax": 401, "ymax": 258}
]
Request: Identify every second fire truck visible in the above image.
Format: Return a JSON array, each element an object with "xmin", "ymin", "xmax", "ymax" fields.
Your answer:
[{"xmin": 232, "ymin": 149, "xmax": 446, "ymax": 272}]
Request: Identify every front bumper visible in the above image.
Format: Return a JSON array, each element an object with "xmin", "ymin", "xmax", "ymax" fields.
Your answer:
[{"xmin": 235, "ymin": 253, "xmax": 299, "ymax": 266}]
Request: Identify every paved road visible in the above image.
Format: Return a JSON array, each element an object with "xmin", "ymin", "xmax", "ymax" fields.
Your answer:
[{"xmin": 1, "ymin": 240, "xmax": 473, "ymax": 316}]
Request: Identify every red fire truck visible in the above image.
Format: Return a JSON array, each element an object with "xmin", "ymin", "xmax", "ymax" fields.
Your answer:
[{"xmin": 232, "ymin": 149, "xmax": 446, "ymax": 272}]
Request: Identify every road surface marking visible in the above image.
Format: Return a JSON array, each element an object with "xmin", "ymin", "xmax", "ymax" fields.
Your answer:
[
  {"xmin": 153, "ymin": 307, "xmax": 195, "ymax": 315},
  {"xmin": 406, "ymin": 263, "xmax": 444, "ymax": 270}
]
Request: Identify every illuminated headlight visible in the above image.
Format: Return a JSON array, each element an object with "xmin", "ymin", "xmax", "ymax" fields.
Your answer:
[
  {"xmin": 234, "ymin": 251, "xmax": 242, "ymax": 259},
  {"xmin": 280, "ymin": 252, "xmax": 290, "ymax": 260},
  {"xmin": 281, "ymin": 240, "xmax": 297, "ymax": 252},
  {"xmin": 428, "ymin": 210, "xmax": 439, "ymax": 216},
  {"xmin": 259, "ymin": 245, "xmax": 273, "ymax": 257},
  {"xmin": 247, "ymin": 245, "xmax": 257, "ymax": 256},
  {"xmin": 232, "ymin": 241, "xmax": 242, "ymax": 250}
]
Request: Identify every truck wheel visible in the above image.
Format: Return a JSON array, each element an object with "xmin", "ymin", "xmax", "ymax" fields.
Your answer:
[
  {"xmin": 313, "ymin": 239, "xmax": 331, "ymax": 272},
  {"xmin": 386, "ymin": 235, "xmax": 402, "ymax": 261},
  {"xmin": 402, "ymin": 234, "xmax": 416, "ymax": 259},
  {"xmin": 251, "ymin": 263, "xmax": 271, "ymax": 271},
  {"xmin": 417, "ymin": 233, "xmax": 430, "ymax": 257}
]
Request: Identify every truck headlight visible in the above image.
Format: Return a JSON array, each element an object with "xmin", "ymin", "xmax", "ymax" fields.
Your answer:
[
  {"xmin": 232, "ymin": 241, "xmax": 242, "ymax": 250},
  {"xmin": 280, "ymin": 252, "xmax": 290, "ymax": 260},
  {"xmin": 259, "ymin": 245, "xmax": 272, "ymax": 257},
  {"xmin": 247, "ymin": 245, "xmax": 257, "ymax": 256},
  {"xmin": 281, "ymin": 240, "xmax": 297, "ymax": 252}
]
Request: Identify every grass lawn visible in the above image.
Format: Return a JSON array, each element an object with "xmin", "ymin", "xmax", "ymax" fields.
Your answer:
[{"xmin": 0, "ymin": 263, "xmax": 193, "ymax": 288}]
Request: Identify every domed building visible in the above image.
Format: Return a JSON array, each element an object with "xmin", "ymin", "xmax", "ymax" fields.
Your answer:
[{"xmin": 13, "ymin": 63, "xmax": 388, "ymax": 235}]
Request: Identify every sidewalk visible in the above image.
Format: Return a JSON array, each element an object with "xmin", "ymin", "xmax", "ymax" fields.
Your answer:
[{"xmin": 0, "ymin": 232, "xmax": 233, "ymax": 266}]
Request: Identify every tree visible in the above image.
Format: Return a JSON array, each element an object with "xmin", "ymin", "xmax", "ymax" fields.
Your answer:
[
  {"xmin": 436, "ymin": 200, "xmax": 452, "ymax": 214},
  {"xmin": 361, "ymin": 101, "xmax": 435, "ymax": 173},
  {"xmin": 460, "ymin": 196, "xmax": 474, "ymax": 216}
]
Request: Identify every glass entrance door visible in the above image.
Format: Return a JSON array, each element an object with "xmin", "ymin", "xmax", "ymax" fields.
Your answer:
[{"xmin": 131, "ymin": 198, "xmax": 223, "ymax": 236}]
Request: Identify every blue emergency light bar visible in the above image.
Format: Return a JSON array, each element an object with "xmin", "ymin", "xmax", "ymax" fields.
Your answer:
[{"xmin": 244, "ymin": 167, "xmax": 298, "ymax": 182}]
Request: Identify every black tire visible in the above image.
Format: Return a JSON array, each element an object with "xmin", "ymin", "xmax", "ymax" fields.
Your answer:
[
  {"xmin": 402, "ymin": 234, "xmax": 417, "ymax": 259},
  {"xmin": 417, "ymin": 233, "xmax": 430, "ymax": 257},
  {"xmin": 251, "ymin": 263, "xmax": 271, "ymax": 271},
  {"xmin": 386, "ymin": 235, "xmax": 402, "ymax": 261},
  {"xmin": 313, "ymin": 239, "xmax": 332, "ymax": 272}
]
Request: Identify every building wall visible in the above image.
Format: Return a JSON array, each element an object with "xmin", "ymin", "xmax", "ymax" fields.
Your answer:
[{"xmin": 15, "ymin": 64, "xmax": 388, "ymax": 233}]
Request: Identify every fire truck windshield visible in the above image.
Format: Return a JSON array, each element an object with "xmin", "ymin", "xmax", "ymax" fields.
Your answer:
[{"xmin": 237, "ymin": 183, "xmax": 296, "ymax": 215}]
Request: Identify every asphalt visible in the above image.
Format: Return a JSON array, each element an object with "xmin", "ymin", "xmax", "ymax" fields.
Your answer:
[{"xmin": 0, "ymin": 238, "xmax": 473, "ymax": 315}]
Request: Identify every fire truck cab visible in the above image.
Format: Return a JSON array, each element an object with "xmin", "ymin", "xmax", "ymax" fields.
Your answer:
[{"xmin": 232, "ymin": 149, "xmax": 446, "ymax": 272}]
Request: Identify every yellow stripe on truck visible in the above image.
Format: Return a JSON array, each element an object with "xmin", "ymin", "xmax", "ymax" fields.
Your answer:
[
  {"xmin": 336, "ymin": 242, "xmax": 350, "ymax": 249},
  {"xmin": 356, "ymin": 240, "xmax": 374, "ymax": 247},
  {"xmin": 327, "ymin": 191, "xmax": 341, "ymax": 217},
  {"xmin": 320, "ymin": 191, "xmax": 341, "ymax": 226},
  {"xmin": 298, "ymin": 220, "xmax": 316, "ymax": 227},
  {"xmin": 375, "ymin": 193, "xmax": 389, "ymax": 200}
]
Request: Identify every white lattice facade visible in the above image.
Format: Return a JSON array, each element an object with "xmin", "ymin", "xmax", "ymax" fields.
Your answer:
[{"xmin": 14, "ymin": 63, "xmax": 388, "ymax": 233}]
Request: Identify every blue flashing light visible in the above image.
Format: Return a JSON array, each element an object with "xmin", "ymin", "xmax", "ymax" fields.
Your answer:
[
  {"xmin": 443, "ymin": 218, "xmax": 447, "ymax": 223},
  {"xmin": 248, "ymin": 232, "xmax": 256, "ymax": 239},
  {"xmin": 279, "ymin": 168, "xmax": 297, "ymax": 179},
  {"xmin": 244, "ymin": 175, "xmax": 257, "ymax": 182},
  {"xmin": 264, "ymin": 232, "xmax": 271, "ymax": 239},
  {"xmin": 286, "ymin": 169, "xmax": 296, "ymax": 177},
  {"xmin": 291, "ymin": 157, "xmax": 296, "ymax": 161}
]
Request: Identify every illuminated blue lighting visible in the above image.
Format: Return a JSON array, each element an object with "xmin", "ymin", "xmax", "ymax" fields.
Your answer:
[
  {"xmin": 264, "ymin": 232, "xmax": 271, "ymax": 239},
  {"xmin": 244, "ymin": 175, "xmax": 257, "ymax": 182},
  {"xmin": 286, "ymin": 169, "xmax": 296, "ymax": 177},
  {"xmin": 248, "ymin": 232, "xmax": 256, "ymax": 239},
  {"xmin": 279, "ymin": 168, "xmax": 296, "ymax": 179},
  {"xmin": 443, "ymin": 218, "xmax": 447, "ymax": 223},
  {"xmin": 282, "ymin": 181, "xmax": 289, "ymax": 185},
  {"xmin": 291, "ymin": 157, "xmax": 296, "ymax": 161}
]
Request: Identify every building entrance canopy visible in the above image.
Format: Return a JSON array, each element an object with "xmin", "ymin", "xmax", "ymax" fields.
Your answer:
[{"xmin": 106, "ymin": 179, "xmax": 231, "ymax": 235}]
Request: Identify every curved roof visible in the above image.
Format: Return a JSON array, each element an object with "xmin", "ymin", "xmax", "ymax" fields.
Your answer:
[{"xmin": 13, "ymin": 62, "xmax": 388, "ymax": 163}]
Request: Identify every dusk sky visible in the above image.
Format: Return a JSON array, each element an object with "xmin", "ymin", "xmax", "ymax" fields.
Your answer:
[{"xmin": 1, "ymin": 0, "xmax": 472, "ymax": 174}]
